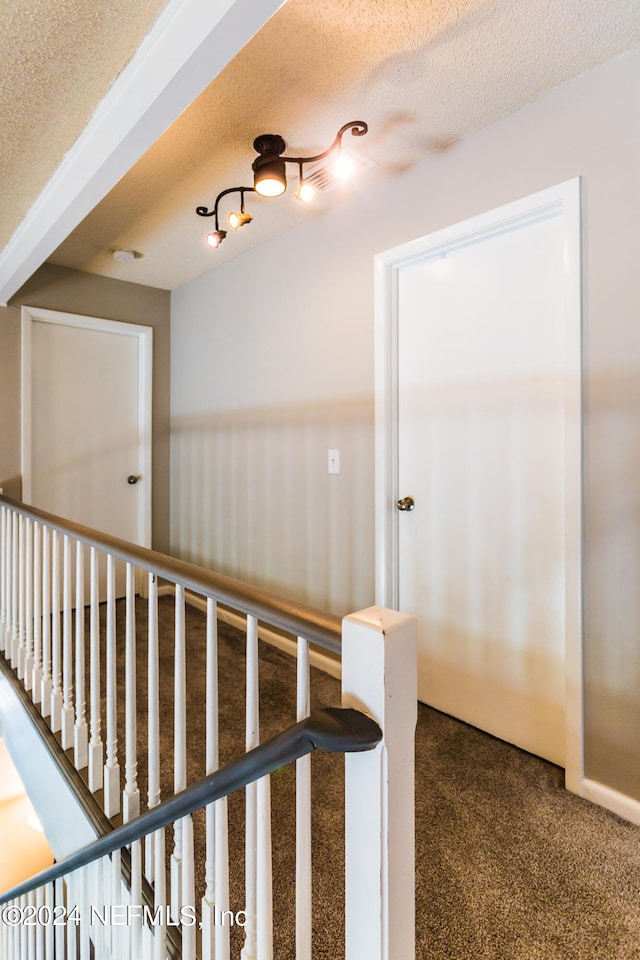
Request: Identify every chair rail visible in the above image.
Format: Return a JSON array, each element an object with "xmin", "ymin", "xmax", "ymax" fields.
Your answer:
[
  {"xmin": 0, "ymin": 706, "xmax": 381, "ymax": 905},
  {"xmin": 0, "ymin": 494, "xmax": 342, "ymax": 652}
]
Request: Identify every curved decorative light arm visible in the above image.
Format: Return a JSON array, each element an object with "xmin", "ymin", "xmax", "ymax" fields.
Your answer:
[
  {"xmin": 282, "ymin": 120, "xmax": 368, "ymax": 167},
  {"xmin": 196, "ymin": 185, "xmax": 255, "ymax": 228}
]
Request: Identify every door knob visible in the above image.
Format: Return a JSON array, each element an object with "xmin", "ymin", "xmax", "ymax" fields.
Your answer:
[
  {"xmin": 127, "ymin": 475, "xmax": 141, "ymax": 485},
  {"xmin": 396, "ymin": 496, "xmax": 415, "ymax": 511}
]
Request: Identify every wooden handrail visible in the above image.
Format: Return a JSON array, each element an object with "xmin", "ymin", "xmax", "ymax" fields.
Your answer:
[{"xmin": 0, "ymin": 495, "xmax": 342, "ymax": 653}]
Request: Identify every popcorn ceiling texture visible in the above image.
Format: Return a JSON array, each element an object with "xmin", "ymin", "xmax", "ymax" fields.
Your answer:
[
  {"xmin": 0, "ymin": 0, "xmax": 171, "ymax": 246},
  {"xmin": 2, "ymin": 0, "xmax": 640, "ymax": 288}
]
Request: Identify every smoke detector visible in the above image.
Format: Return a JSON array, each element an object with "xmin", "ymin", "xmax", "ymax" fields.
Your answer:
[{"xmin": 112, "ymin": 248, "xmax": 137, "ymax": 263}]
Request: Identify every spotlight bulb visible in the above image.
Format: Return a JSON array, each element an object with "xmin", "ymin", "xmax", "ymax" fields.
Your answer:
[
  {"xmin": 296, "ymin": 182, "xmax": 316, "ymax": 204},
  {"xmin": 334, "ymin": 154, "xmax": 356, "ymax": 180},
  {"xmin": 206, "ymin": 230, "xmax": 227, "ymax": 249},
  {"xmin": 228, "ymin": 210, "xmax": 253, "ymax": 230},
  {"xmin": 254, "ymin": 177, "xmax": 286, "ymax": 198}
]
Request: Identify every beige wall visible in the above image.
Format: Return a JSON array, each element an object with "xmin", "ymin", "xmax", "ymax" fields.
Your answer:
[
  {"xmin": 171, "ymin": 48, "xmax": 640, "ymax": 800},
  {"xmin": 0, "ymin": 264, "xmax": 171, "ymax": 552}
]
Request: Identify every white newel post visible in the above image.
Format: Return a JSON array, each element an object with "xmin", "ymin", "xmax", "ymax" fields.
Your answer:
[{"xmin": 342, "ymin": 606, "xmax": 417, "ymax": 960}]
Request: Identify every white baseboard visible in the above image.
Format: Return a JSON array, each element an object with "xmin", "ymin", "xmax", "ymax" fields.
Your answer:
[
  {"xmin": 581, "ymin": 778, "xmax": 640, "ymax": 825},
  {"xmin": 156, "ymin": 584, "xmax": 341, "ymax": 681}
]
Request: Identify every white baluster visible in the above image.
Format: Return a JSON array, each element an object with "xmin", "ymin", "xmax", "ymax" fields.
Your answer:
[
  {"xmin": 181, "ymin": 814, "xmax": 196, "ymax": 960},
  {"xmin": 41, "ymin": 526, "xmax": 52, "ymax": 718},
  {"xmin": 9, "ymin": 896, "xmax": 16, "ymax": 960},
  {"xmin": 35, "ymin": 883, "xmax": 45, "ymax": 960},
  {"xmin": 131, "ymin": 839, "xmax": 143, "ymax": 960},
  {"xmin": 3, "ymin": 507, "xmax": 9, "ymax": 657},
  {"xmin": 171, "ymin": 584, "xmax": 186, "ymax": 920},
  {"xmin": 89, "ymin": 856, "xmax": 106, "ymax": 960},
  {"xmin": 88, "ymin": 547, "xmax": 103, "ymax": 792},
  {"xmin": 79, "ymin": 866, "xmax": 92, "ymax": 960},
  {"xmin": 26, "ymin": 890, "xmax": 36, "ymax": 960},
  {"xmin": 19, "ymin": 895, "xmax": 27, "ymax": 960},
  {"xmin": 203, "ymin": 597, "xmax": 231, "ymax": 960},
  {"xmin": 241, "ymin": 614, "xmax": 259, "ymax": 960},
  {"xmin": 12, "ymin": 896, "xmax": 19, "ymax": 960},
  {"xmin": 256, "ymin": 773, "xmax": 273, "ymax": 960},
  {"xmin": 11, "ymin": 511, "xmax": 18, "ymax": 666},
  {"xmin": 44, "ymin": 882, "xmax": 54, "ymax": 960},
  {"xmin": 5, "ymin": 508, "xmax": 12, "ymax": 661},
  {"xmin": 61, "ymin": 534, "xmax": 74, "ymax": 749},
  {"xmin": 32, "ymin": 521, "xmax": 42, "ymax": 702},
  {"xmin": 153, "ymin": 826, "xmax": 167, "ymax": 960},
  {"xmin": 50, "ymin": 530, "xmax": 62, "ymax": 732},
  {"xmin": 215, "ymin": 793, "xmax": 231, "ymax": 960},
  {"xmin": 111, "ymin": 848, "xmax": 124, "ymax": 959},
  {"xmin": 54, "ymin": 879, "xmax": 65, "ymax": 960},
  {"xmin": 65, "ymin": 876, "xmax": 78, "ymax": 960},
  {"xmin": 2, "ymin": 506, "xmax": 10, "ymax": 657},
  {"xmin": 24, "ymin": 518, "xmax": 34, "ymax": 689},
  {"xmin": 146, "ymin": 573, "xmax": 160, "ymax": 883},
  {"xmin": 104, "ymin": 553, "xmax": 120, "ymax": 818},
  {"xmin": 17, "ymin": 513, "xmax": 25, "ymax": 677},
  {"xmin": 5, "ymin": 508, "xmax": 11, "ymax": 661},
  {"xmin": 123, "ymin": 562, "xmax": 140, "ymax": 821},
  {"xmin": 5, "ymin": 898, "xmax": 9, "ymax": 958},
  {"xmin": 1, "ymin": 896, "xmax": 6, "ymax": 958},
  {"xmin": 99, "ymin": 854, "xmax": 113, "ymax": 958},
  {"xmin": 1, "ymin": 507, "xmax": 8, "ymax": 657},
  {"xmin": 74, "ymin": 540, "xmax": 88, "ymax": 769},
  {"xmin": 3, "ymin": 507, "xmax": 9, "ymax": 658},
  {"xmin": 0, "ymin": 505, "xmax": 5, "ymax": 653},
  {"xmin": 296, "ymin": 635, "xmax": 312, "ymax": 960}
]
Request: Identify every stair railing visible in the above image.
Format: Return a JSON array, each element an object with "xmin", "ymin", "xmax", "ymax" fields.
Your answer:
[
  {"xmin": 0, "ymin": 708, "xmax": 381, "ymax": 959},
  {"xmin": 0, "ymin": 493, "xmax": 416, "ymax": 959}
]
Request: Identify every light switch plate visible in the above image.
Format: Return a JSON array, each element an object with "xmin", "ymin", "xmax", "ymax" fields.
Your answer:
[{"xmin": 328, "ymin": 449, "xmax": 340, "ymax": 475}]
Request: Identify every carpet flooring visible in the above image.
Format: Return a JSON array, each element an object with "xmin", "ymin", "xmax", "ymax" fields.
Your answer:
[{"xmin": 102, "ymin": 595, "xmax": 640, "ymax": 959}]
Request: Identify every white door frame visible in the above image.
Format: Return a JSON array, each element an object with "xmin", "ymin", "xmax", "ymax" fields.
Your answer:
[
  {"xmin": 21, "ymin": 306, "xmax": 153, "ymax": 549},
  {"xmin": 374, "ymin": 179, "xmax": 583, "ymax": 792}
]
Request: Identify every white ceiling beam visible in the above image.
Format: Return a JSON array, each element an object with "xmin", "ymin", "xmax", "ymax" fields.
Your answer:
[{"xmin": 0, "ymin": 0, "xmax": 286, "ymax": 306}]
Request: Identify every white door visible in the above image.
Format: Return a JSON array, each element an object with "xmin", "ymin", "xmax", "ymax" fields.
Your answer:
[
  {"xmin": 22, "ymin": 308, "xmax": 152, "ymax": 594},
  {"xmin": 375, "ymin": 182, "xmax": 582, "ymax": 775}
]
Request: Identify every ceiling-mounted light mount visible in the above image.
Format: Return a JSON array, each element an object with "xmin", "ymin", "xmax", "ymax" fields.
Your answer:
[{"xmin": 197, "ymin": 121, "xmax": 368, "ymax": 249}]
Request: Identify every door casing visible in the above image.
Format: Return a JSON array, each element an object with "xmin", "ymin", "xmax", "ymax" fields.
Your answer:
[{"xmin": 374, "ymin": 179, "xmax": 583, "ymax": 792}]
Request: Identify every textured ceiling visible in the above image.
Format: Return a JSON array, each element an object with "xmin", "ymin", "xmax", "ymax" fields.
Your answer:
[
  {"xmin": 0, "ymin": 0, "xmax": 172, "ymax": 249},
  {"xmin": 3, "ymin": 0, "xmax": 640, "ymax": 292}
]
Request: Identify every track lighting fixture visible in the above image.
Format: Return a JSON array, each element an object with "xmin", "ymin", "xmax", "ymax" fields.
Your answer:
[{"xmin": 196, "ymin": 121, "xmax": 367, "ymax": 250}]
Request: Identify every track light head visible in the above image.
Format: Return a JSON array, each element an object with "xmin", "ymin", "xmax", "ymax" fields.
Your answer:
[
  {"xmin": 206, "ymin": 229, "xmax": 227, "ymax": 249},
  {"xmin": 252, "ymin": 135, "xmax": 287, "ymax": 197},
  {"xmin": 228, "ymin": 210, "xmax": 253, "ymax": 230},
  {"xmin": 296, "ymin": 181, "xmax": 316, "ymax": 204}
]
